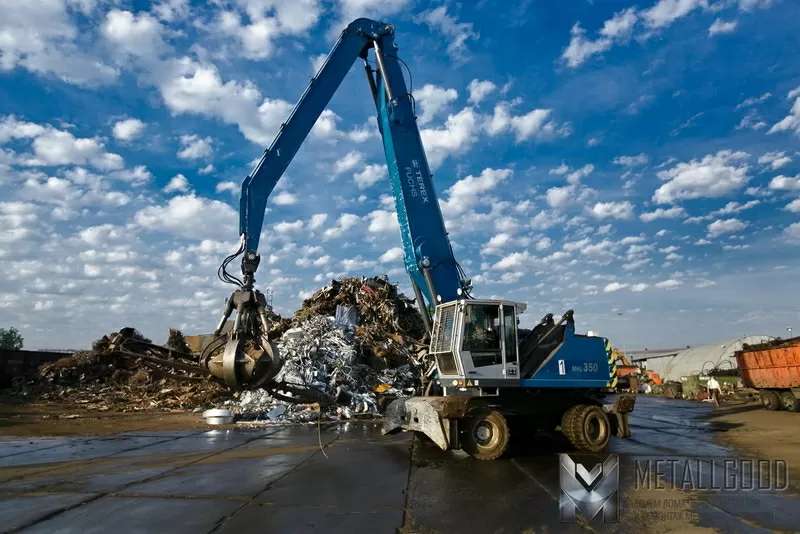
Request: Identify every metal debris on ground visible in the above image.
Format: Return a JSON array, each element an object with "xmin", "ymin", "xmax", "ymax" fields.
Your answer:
[{"xmin": 4, "ymin": 328, "xmax": 228, "ymax": 411}]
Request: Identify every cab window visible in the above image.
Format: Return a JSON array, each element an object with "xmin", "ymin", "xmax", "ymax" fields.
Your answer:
[{"xmin": 463, "ymin": 304, "xmax": 502, "ymax": 367}]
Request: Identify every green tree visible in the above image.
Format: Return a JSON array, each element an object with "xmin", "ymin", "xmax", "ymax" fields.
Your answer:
[{"xmin": 0, "ymin": 327, "xmax": 24, "ymax": 350}]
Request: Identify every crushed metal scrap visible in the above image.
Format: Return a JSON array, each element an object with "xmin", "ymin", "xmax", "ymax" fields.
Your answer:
[
  {"xmin": 3, "ymin": 276, "xmax": 432, "ymax": 419},
  {"xmin": 5, "ymin": 328, "xmax": 228, "ymax": 411}
]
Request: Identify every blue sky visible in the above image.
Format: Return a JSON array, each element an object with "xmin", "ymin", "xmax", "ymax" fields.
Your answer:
[{"xmin": 1, "ymin": 0, "xmax": 799, "ymax": 351}]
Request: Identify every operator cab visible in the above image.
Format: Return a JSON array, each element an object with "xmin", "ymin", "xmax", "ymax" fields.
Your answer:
[{"xmin": 429, "ymin": 299, "xmax": 527, "ymax": 383}]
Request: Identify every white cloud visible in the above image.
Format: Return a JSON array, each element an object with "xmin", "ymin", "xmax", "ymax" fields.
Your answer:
[
  {"xmin": 655, "ymin": 278, "xmax": 682, "ymax": 289},
  {"xmin": 216, "ymin": 181, "xmax": 238, "ymax": 194},
  {"xmin": 785, "ymin": 222, "xmax": 800, "ymax": 242},
  {"xmin": 631, "ymin": 283, "xmax": 648, "ymax": 292},
  {"xmin": 695, "ymin": 280, "xmax": 716, "ymax": 288},
  {"xmin": 0, "ymin": 0, "xmax": 118, "ymax": 86},
  {"xmin": 708, "ymin": 218, "xmax": 748, "ymax": 237},
  {"xmin": 591, "ymin": 201, "xmax": 634, "ymax": 220},
  {"xmin": 274, "ymin": 220, "xmax": 304, "ymax": 233},
  {"xmin": 643, "ymin": 0, "xmax": 707, "ymax": 29},
  {"xmin": 546, "ymin": 186, "xmax": 573, "ymax": 208},
  {"xmin": 467, "ymin": 79, "xmax": 496, "ymax": 104},
  {"xmin": 653, "ymin": 150, "xmax": 750, "ymax": 204},
  {"xmin": 379, "ymin": 247, "xmax": 404, "ymax": 263},
  {"xmin": 486, "ymin": 103, "xmax": 568, "ymax": 143},
  {"xmin": 415, "ymin": 84, "xmax": 458, "ymax": 125},
  {"xmin": 736, "ymin": 92, "xmax": 771, "ymax": 109},
  {"xmin": 177, "ymin": 134, "xmax": 213, "ymax": 160},
  {"xmin": 738, "ymin": 0, "xmax": 774, "ymax": 11},
  {"xmin": 163, "ymin": 173, "xmax": 189, "ymax": 193},
  {"xmin": 323, "ymin": 213, "xmax": 360, "ymax": 240},
  {"xmin": 758, "ymin": 151, "xmax": 792, "ymax": 170},
  {"xmin": 420, "ymin": 108, "xmax": 480, "ymax": 169},
  {"xmin": 561, "ymin": 8, "xmax": 637, "ymax": 68},
  {"xmin": 308, "ymin": 213, "xmax": 328, "ymax": 230},
  {"xmin": 708, "ymin": 18, "xmax": 737, "ymax": 36},
  {"xmin": 640, "ymin": 206, "xmax": 686, "ymax": 222},
  {"xmin": 1, "ymin": 116, "xmax": 124, "ymax": 170},
  {"xmin": 441, "ymin": 168, "xmax": 512, "ymax": 215},
  {"xmin": 367, "ymin": 209, "xmax": 399, "ymax": 234},
  {"xmin": 334, "ymin": 150, "xmax": 364, "ymax": 175},
  {"xmin": 604, "ymin": 282, "xmax": 629, "ymax": 292},
  {"xmin": 134, "ymin": 194, "xmax": 237, "ymax": 241},
  {"xmin": 768, "ymin": 91, "xmax": 800, "ymax": 136},
  {"xmin": 354, "ymin": 163, "xmax": 387, "ymax": 189},
  {"xmin": 214, "ymin": 0, "xmax": 322, "ymax": 60},
  {"xmin": 784, "ymin": 199, "xmax": 800, "ymax": 213},
  {"xmin": 273, "ymin": 191, "xmax": 297, "ymax": 205},
  {"xmin": 417, "ymin": 6, "xmax": 478, "ymax": 61},
  {"xmin": 613, "ymin": 154, "xmax": 649, "ymax": 167},
  {"xmin": 550, "ymin": 163, "xmax": 569, "ymax": 175},
  {"xmin": 566, "ymin": 164, "xmax": 595, "ymax": 185},
  {"xmin": 112, "ymin": 119, "xmax": 146, "ymax": 141},
  {"xmin": 199, "ymin": 164, "xmax": 215, "ymax": 175},
  {"xmin": 536, "ymin": 237, "xmax": 552, "ymax": 251},
  {"xmin": 769, "ymin": 175, "xmax": 800, "ymax": 190}
]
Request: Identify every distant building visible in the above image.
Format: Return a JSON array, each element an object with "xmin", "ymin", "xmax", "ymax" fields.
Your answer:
[{"xmin": 629, "ymin": 335, "xmax": 775, "ymax": 382}]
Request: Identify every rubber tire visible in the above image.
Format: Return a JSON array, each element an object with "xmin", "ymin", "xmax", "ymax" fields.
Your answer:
[
  {"xmin": 760, "ymin": 390, "xmax": 782, "ymax": 411},
  {"xmin": 561, "ymin": 404, "xmax": 611, "ymax": 453},
  {"xmin": 460, "ymin": 408, "xmax": 511, "ymax": 461},
  {"xmin": 780, "ymin": 391, "xmax": 800, "ymax": 412}
]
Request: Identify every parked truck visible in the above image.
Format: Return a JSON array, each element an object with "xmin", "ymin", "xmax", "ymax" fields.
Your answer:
[{"xmin": 735, "ymin": 337, "xmax": 800, "ymax": 412}]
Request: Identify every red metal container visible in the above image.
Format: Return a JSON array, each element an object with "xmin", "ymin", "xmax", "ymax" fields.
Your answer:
[{"xmin": 735, "ymin": 339, "xmax": 800, "ymax": 389}]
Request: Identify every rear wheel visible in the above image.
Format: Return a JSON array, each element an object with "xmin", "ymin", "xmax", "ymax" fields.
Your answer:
[
  {"xmin": 562, "ymin": 404, "xmax": 611, "ymax": 453},
  {"xmin": 780, "ymin": 391, "xmax": 799, "ymax": 412},
  {"xmin": 760, "ymin": 390, "xmax": 782, "ymax": 411},
  {"xmin": 460, "ymin": 408, "xmax": 510, "ymax": 461}
]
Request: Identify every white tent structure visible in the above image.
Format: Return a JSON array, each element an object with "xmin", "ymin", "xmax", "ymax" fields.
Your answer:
[{"xmin": 631, "ymin": 335, "xmax": 775, "ymax": 382}]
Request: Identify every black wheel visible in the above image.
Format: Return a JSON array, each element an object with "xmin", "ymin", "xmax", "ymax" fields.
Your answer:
[
  {"xmin": 460, "ymin": 408, "xmax": 510, "ymax": 461},
  {"xmin": 760, "ymin": 390, "xmax": 782, "ymax": 411},
  {"xmin": 780, "ymin": 391, "xmax": 799, "ymax": 412},
  {"xmin": 561, "ymin": 404, "xmax": 611, "ymax": 453}
]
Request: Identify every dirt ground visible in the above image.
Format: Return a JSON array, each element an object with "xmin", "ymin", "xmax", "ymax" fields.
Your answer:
[
  {"xmin": 0, "ymin": 398, "xmax": 210, "ymax": 437},
  {"xmin": 700, "ymin": 397, "xmax": 800, "ymax": 491}
]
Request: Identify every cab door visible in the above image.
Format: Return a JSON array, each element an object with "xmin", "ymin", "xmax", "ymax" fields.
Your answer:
[
  {"xmin": 460, "ymin": 303, "xmax": 505, "ymax": 380},
  {"xmin": 501, "ymin": 303, "xmax": 519, "ymax": 379}
]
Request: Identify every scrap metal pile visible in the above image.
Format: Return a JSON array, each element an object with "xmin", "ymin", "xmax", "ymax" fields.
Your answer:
[
  {"xmin": 6, "ymin": 328, "xmax": 228, "ymax": 411},
  {"xmin": 225, "ymin": 276, "xmax": 431, "ymax": 423},
  {"xmin": 4, "ymin": 276, "xmax": 431, "ymax": 420}
]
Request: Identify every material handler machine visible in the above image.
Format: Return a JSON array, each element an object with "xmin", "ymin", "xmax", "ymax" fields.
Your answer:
[{"xmin": 201, "ymin": 18, "xmax": 635, "ymax": 460}]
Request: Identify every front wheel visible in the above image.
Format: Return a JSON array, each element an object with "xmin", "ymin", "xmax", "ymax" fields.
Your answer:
[
  {"xmin": 562, "ymin": 404, "xmax": 611, "ymax": 453},
  {"xmin": 460, "ymin": 408, "xmax": 511, "ymax": 461}
]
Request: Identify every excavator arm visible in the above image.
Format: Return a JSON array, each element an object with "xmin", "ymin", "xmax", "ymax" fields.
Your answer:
[{"xmin": 204, "ymin": 18, "xmax": 472, "ymax": 390}]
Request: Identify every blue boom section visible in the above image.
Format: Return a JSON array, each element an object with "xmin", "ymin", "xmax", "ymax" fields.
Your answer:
[
  {"xmin": 237, "ymin": 18, "xmax": 465, "ymax": 308},
  {"xmin": 372, "ymin": 34, "xmax": 464, "ymax": 304}
]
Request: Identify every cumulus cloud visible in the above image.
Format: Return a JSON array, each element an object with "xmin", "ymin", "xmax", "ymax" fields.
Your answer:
[
  {"xmin": 485, "ymin": 102, "xmax": 569, "ymax": 143},
  {"xmin": 655, "ymin": 278, "xmax": 682, "ymax": 289},
  {"xmin": 604, "ymin": 282, "xmax": 629, "ymax": 292},
  {"xmin": 379, "ymin": 247, "xmax": 404, "ymax": 263},
  {"xmin": 273, "ymin": 191, "xmax": 297, "ymax": 205},
  {"xmin": 353, "ymin": 164, "xmax": 387, "ymax": 189},
  {"xmin": 768, "ymin": 86, "xmax": 800, "ymax": 136},
  {"xmin": 769, "ymin": 175, "xmax": 800, "ymax": 190},
  {"xmin": 177, "ymin": 134, "xmax": 213, "ymax": 160},
  {"xmin": 708, "ymin": 18, "xmax": 737, "ymax": 36},
  {"xmin": 112, "ymin": 119, "xmax": 146, "ymax": 141},
  {"xmin": 134, "ymin": 194, "xmax": 237, "ymax": 241},
  {"xmin": 415, "ymin": 84, "xmax": 458, "ymax": 125},
  {"xmin": 653, "ymin": 150, "xmax": 750, "ymax": 204},
  {"xmin": 613, "ymin": 154, "xmax": 649, "ymax": 167},
  {"xmin": 707, "ymin": 218, "xmax": 748, "ymax": 237},
  {"xmin": 640, "ymin": 206, "xmax": 686, "ymax": 222},
  {"xmin": 440, "ymin": 168, "xmax": 512, "ymax": 216},
  {"xmin": 591, "ymin": 201, "xmax": 634, "ymax": 220},
  {"xmin": 467, "ymin": 79, "xmax": 496, "ymax": 104},
  {"xmin": 417, "ymin": 6, "xmax": 478, "ymax": 61},
  {"xmin": 561, "ymin": 8, "xmax": 637, "ymax": 68},
  {"xmin": 163, "ymin": 173, "xmax": 189, "ymax": 193}
]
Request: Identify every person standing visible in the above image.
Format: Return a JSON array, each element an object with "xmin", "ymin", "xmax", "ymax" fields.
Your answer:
[{"xmin": 707, "ymin": 376, "xmax": 722, "ymax": 406}]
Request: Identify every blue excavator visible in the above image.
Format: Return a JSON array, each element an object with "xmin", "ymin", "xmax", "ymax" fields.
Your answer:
[{"xmin": 201, "ymin": 18, "xmax": 635, "ymax": 460}]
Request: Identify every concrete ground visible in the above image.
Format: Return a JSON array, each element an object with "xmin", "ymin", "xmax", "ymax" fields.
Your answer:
[{"xmin": 1, "ymin": 396, "xmax": 798, "ymax": 534}]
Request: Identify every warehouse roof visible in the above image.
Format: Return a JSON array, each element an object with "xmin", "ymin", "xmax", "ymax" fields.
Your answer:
[{"xmin": 634, "ymin": 335, "xmax": 776, "ymax": 381}]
